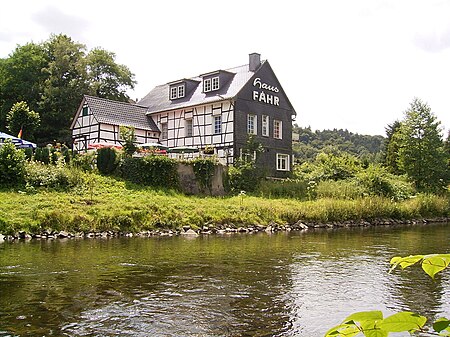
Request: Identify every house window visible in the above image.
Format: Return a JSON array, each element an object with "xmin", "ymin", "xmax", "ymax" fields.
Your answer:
[
  {"xmin": 161, "ymin": 123, "xmax": 168, "ymax": 140},
  {"xmin": 178, "ymin": 85, "xmax": 185, "ymax": 98},
  {"xmin": 247, "ymin": 114, "xmax": 257, "ymax": 135},
  {"xmin": 262, "ymin": 115, "xmax": 269, "ymax": 137},
  {"xmin": 170, "ymin": 87, "xmax": 178, "ymax": 100},
  {"xmin": 274, "ymin": 120, "xmax": 282, "ymax": 139},
  {"xmin": 170, "ymin": 84, "xmax": 185, "ymax": 99},
  {"xmin": 204, "ymin": 78, "xmax": 211, "ymax": 92},
  {"xmin": 212, "ymin": 77, "xmax": 219, "ymax": 90},
  {"xmin": 185, "ymin": 119, "xmax": 193, "ymax": 137},
  {"xmin": 276, "ymin": 153, "xmax": 290, "ymax": 171},
  {"xmin": 82, "ymin": 106, "xmax": 89, "ymax": 116},
  {"xmin": 214, "ymin": 116, "xmax": 222, "ymax": 134},
  {"xmin": 204, "ymin": 76, "xmax": 219, "ymax": 92}
]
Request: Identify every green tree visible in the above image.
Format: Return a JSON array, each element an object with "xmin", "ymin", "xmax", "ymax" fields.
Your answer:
[
  {"xmin": 86, "ymin": 48, "xmax": 136, "ymax": 101},
  {"xmin": 119, "ymin": 126, "xmax": 137, "ymax": 157},
  {"xmin": 397, "ymin": 98, "xmax": 447, "ymax": 191},
  {"xmin": 37, "ymin": 34, "xmax": 89, "ymax": 144},
  {"xmin": 0, "ymin": 42, "xmax": 48, "ymax": 132},
  {"xmin": 6, "ymin": 101, "xmax": 40, "ymax": 140},
  {"xmin": 383, "ymin": 120, "xmax": 402, "ymax": 174}
]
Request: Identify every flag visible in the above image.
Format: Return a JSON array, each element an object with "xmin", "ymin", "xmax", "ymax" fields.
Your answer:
[{"xmin": 17, "ymin": 128, "xmax": 23, "ymax": 139}]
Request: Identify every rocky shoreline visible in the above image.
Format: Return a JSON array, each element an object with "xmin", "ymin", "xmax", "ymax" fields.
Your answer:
[{"xmin": 1, "ymin": 217, "xmax": 449, "ymax": 242}]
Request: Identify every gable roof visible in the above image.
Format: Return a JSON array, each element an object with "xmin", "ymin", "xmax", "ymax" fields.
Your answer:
[
  {"xmin": 74, "ymin": 95, "xmax": 159, "ymax": 131},
  {"xmin": 138, "ymin": 62, "xmax": 263, "ymax": 114}
]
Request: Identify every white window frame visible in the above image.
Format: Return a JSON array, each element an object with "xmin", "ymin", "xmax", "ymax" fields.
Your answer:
[
  {"xmin": 262, "ymin": 115, "xmax": 269, "ymax": 137},
  {"xmin": 170, "ymin": 84, "xmax": 185, "ymax": 99},
  {"xmin": 276, "ymin": 153, "xmax": 290, "ymax": 171},
  {"xmin": 178, "ymin": 85, "xmax": 185, "ymax": 98},
  {"xmin": 170, "ymin": 87, "xmax": 178, "ymax": 100},
  {"xmin": 161, "ymin": 123, "xmax": 168, "ymax": 140},
  {"xmin": 247, "ymin": 114, "xmax": 257, "ymax": 135},
  {"xmin": 185, "ymin": 119, "xmax": 193, "ymax": 137},
  {"xmin": 274, "ymin": 119, "xmax": 282, "ymax": 139},
  {"xmin": 211, "ymin": 76, "xmax": 219, "ymax": 90},
  {"xmin": 204, "ymin": 78, "xmax": 212, "ymax": 92},
  {"xmin": 214, "ymin": 115, "xmax": 222, "ymax": 134}
]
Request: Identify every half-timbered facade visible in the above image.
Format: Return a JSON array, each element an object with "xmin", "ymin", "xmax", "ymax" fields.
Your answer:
[{"xmin": 71, "ymin": 53, "xmax": 296, "ymax": 177}]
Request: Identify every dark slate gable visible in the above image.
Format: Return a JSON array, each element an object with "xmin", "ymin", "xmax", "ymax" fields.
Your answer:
[
  {"xmin": 138, "ymin": 63, "xmax": 260, "ymax": 114},
  {"xmin": 83, "ymin": 95, "xmax": 159, "ymax": 132}
]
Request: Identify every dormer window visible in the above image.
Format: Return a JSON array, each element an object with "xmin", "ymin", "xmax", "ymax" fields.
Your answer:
[
  {"xmin": 204, "ymin": 76, "xmax": 219, "ymax": 92},
  {"xmin": 169, "ymin": 83, "xmax": 185, "ymax": 100}
]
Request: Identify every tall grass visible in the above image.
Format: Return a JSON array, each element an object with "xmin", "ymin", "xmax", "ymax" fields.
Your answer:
[{"xmin": 0, "ymin": 174, "xmax": 448, "ymax": 235}]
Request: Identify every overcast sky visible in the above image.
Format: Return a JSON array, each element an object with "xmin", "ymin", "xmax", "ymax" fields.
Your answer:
[{"xmin": 1, "ymin": 0, "xmax": 449, "ymax": 136}]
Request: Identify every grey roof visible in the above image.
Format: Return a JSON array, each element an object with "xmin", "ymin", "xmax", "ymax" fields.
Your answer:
[
  {"xmin": 138, "ymin": 62, "xmax": 261, "ymax": 114},
  {"xmin": 83, "ymin": 95, "xmax": 159, "ymax": 131}
]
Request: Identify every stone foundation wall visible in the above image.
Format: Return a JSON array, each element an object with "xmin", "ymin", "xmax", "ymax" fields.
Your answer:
[{"xmin": 177, "ymin": 163, "xmax": 226, "ymax": 196}]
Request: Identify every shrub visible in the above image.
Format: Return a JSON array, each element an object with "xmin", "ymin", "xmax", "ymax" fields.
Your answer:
[
  {"xmin": 25, "ymin": 161, "xmax": 83, "ymax": 189},
  {"xmin": 34, "ymin": 147, "xmax": 50, "ymax": 164},
  {"xmin": 191, "ymin": 157, "xmax": 216, "ymax": 193},
  {"xmin": 0, "ymin": 141, "xmax": 26, "ymax": 186},
  {"xmin": 355, "ymin": 165, "xmax": 415, "ymax": 200},
  {"xmin": 118, "ymin": 155, "xmax": 179, "ymax": 189},
  {"xmin": 97, "ymin": 147, "xmax": 118, "ymax": 175},
  {"xmin": 71, "ymin": 152, "xmax": 96, "ymax": 172},
  {"xmin": 228, "ymin": 161, "xmax": 263, "ymax": 193}
]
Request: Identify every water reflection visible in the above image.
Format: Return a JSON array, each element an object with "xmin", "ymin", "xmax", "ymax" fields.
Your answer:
[{"xmin": 0, "ymin": 223, "xmax": 449, "ymax": 337}]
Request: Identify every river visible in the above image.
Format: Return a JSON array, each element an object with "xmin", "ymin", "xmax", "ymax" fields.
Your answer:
[{"xmin": 0, "ymin": 223, "xmax": 449, "ymax": 336}]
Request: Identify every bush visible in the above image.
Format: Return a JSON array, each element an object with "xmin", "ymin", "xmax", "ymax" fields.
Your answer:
[
  {"xmin": 118, "ymin": 155, "xmax": 179, "ymax": 189},
  {"xmin": 228, "ymin": 161, "xmax": 263, "ymax": 193},
  {"xmin": 191, "ymin": 158, "xmax": 216, "ymax": 193},
  {"xmin": 355, "ymin": 165, "xmax": 415, "ymax": 200},
  {"xmin": 34, "ymin": 147, "xmax": 50, "ymax": 164},
  {"xmin": 71, "ymin": 152, "xmax": 96, "ymax": 172},
  {"xmin": 25, "ymin": 161, "xmax": 83, "ymax": 189},
  {"xmin": 97, "ymin": 147, "xmax": 118, "ymax": 174},
  {"xmin": 294, "ymin": 151, "xmax": 362, "ymax": 182},
  {"xmin": 0, "ymin": 141, "xmax": 26, "ymax": 186}
]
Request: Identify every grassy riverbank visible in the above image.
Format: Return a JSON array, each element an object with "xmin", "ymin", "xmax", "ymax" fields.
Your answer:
[{"xmin": 0, "ymin": 174, "xmax": 448, "ymax": 235}]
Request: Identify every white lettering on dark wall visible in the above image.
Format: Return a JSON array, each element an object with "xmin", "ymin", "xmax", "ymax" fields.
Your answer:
[
  {"xmin": 252, "ymin": 77, "xmax": 280, "ymax": 106},
  {"xmin": 253, "ymin": 78, "xmax": 279, "ymax": 93}
]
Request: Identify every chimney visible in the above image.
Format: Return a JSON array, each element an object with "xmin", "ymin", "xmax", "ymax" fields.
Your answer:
[{"xmin": 249, "ymin": 53, "xmax": 261, "ymax": 72}]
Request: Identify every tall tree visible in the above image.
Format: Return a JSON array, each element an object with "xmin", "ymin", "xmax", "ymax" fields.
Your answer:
[
  {"xmin": 397, "ymin": 98, "xmax": 447, "ymax": 191},
  {"xmin": 6, "ymin": 101, "xmax": 40, "ymax": 140},
  {"xmin": 86, "ymin": 48, "xmax": 136, "ymax": 101},
  {"xmin": 0, "ymin": 42, "xmax": 48, "ymax": 132},
  {"xmin": 383, "ymin": 120, "xmax": 402, "ymax": 174},
  {"xmin": 38, "ymin": 34, "xmax": 89, "ymax": 143}
]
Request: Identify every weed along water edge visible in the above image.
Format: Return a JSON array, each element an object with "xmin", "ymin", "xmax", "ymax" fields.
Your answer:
[{"xmin": 0, "ymin": 223, "xmax": 449, "ymax": 336}]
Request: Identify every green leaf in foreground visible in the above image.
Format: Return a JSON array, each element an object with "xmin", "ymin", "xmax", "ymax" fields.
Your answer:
[
  {"xmin": 433, "ymin": 317, "xmax": 450, "ymax": 335},
  {"xmin": 421, "ymin": 254, "xmax": 450, "ymax": 279},
  {"xmin": 380, "ymin": 312, "xmax": 426, "ymax": 333},
  {"xmin": 324, "ymin": 323, "xmax": 361, "ymax": 337}
]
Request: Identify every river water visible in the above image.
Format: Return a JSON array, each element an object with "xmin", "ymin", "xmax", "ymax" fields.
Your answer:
[{"xmin": 0, "ymin": 223, "xmax": 449, "ymax": 336}]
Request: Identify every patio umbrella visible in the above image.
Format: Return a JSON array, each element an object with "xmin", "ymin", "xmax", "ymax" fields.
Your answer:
[
  {"xmin": 139, "ymin": 142, "xmax": 169, "ymax": 150},
  {"xmin": 168, "ymin": 146, "xmax": 199, "ymax": 153},
  {"xmin": 0, "ymin": 131, "xmax": 36, "ymax": 148}
]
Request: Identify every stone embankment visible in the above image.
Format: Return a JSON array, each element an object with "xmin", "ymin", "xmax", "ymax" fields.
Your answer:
[{"xmin": 0, "ymin": 218, "xmax": 449, "ymax": 242}]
